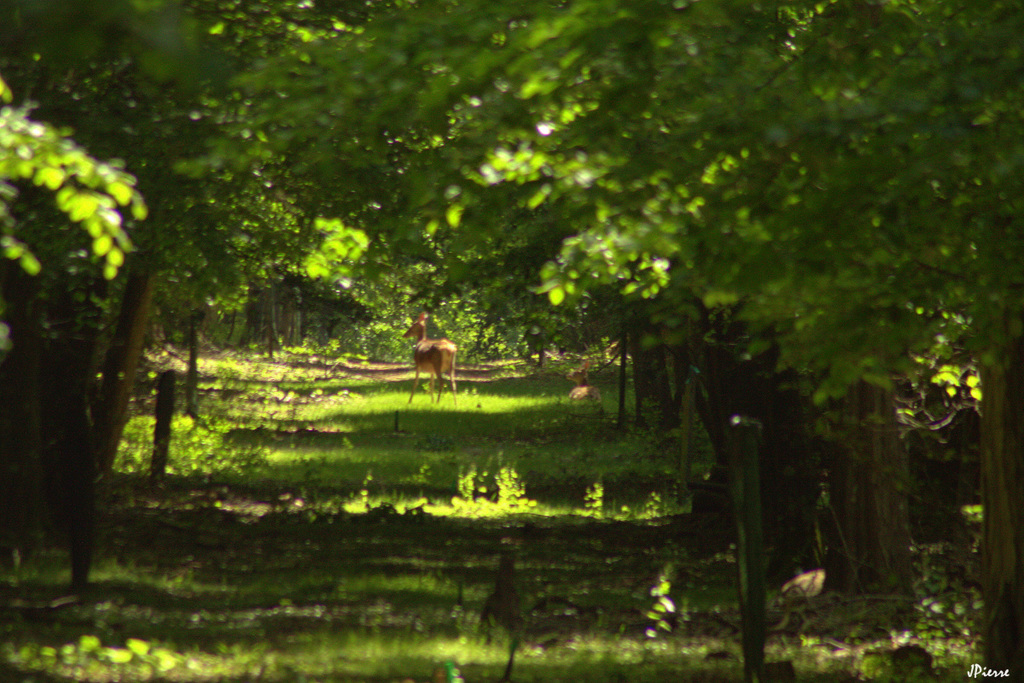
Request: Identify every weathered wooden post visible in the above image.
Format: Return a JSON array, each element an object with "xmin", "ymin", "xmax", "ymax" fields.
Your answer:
[{"xmin": 728, "ymin": 416, "xmax": 766, "ymax": 683}]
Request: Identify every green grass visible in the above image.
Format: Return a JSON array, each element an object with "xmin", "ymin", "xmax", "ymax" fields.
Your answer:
[
  {"xmin": 0, "ymin": 349, "xmax": 982, "ymax": 682},
  {"xmin": 123, "ymin": 350, "xmax": 695, "ymax": 519}
]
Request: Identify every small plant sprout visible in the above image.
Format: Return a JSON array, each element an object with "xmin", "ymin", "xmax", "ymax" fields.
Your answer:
[
  {"xmin": 585, "ymin": 481, "xmax": 604, "ymax": 518},
  {"xmin": 646, "ymin": 566, "xmax": 677, "ymax": 637}
]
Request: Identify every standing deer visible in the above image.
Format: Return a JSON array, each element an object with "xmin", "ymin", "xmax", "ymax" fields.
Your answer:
[
  {"xmin": 403, "ymin": 312, "xmax": 457, "ymax": 405},
  {"xmin": 567, "ymin": 360, "xmax": 601, "ymax": 401}
]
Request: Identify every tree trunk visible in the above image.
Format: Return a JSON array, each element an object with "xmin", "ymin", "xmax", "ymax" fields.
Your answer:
[
  {"xmin": 41, "ymin": 281, "xmax": 106, "ymax": 591},
  {"xmin": 267, "ymin": 284, "xmax": 277, "ymax": 358},
  {"xmin": 694, "ymin": 308, "xmax": 820, "ymax": 578},
  {"xmin": 51, "ymin": 387, "xmax": 96, "ymax": 593},
  {"xmin": 979, "ymin": 314, "xmax": 1024, "ymax": 673},
  {"xmin": 151, "ymin": 370, "xmax": 175, "ymax": 480},
  {"xmin": 630, "ymin": 323, "xmax": 676, "ymax": 430},
  {"xmin": 94, "ymin": 272, "xmax": 154, "ymax": 475},
  {"xmin": 224, "ymin": 310, "xmax": 236, "ymax": 344},
  {"xmin": 0, "ymin": 267, "xmax": 45, "ymax": 563},
  {"xmin": 679, "ymin": 366, "xmax": 696, "ymax": 483},
  {"xmin": 824, "ymin": 381, "xmax": 913, "ymax": 594},
  {"xmin": 279, "ymin": 292, "xmax": 293, "ymax": 347},
  {"xmin": 185, "ymin": 310, "xmax": 203, "ymax": 418},
  {"xmin": 617, "ymin": 328, "xmax": 628, "ymax": 429},
  {"xmin": 1, "ymin": 264, "xmax": 105, "ymax": 590},
  {"xmin": 242, "ymin": 286, "xmax": 263, "ymax": 346}
]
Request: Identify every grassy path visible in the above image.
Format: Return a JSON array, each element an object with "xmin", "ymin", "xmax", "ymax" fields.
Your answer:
[{"xmin": 0, "ymin": 350, "xmax": 980, "ymax": 681}]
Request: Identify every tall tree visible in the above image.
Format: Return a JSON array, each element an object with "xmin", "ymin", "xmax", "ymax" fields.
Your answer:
[{"xmin": 0, "ymin": 76, "xmax": 142, "ymax": 583}]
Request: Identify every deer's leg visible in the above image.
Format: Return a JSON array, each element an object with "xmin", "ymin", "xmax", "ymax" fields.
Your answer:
[
  {"xmin": 409, "ymin": 367, "xmax": 421, "ymax": 403},
  {"xmin": 431, "ymin": 358, "xmax": 443, "ymax": 403},
  {"xmin": 449, "ymin": 353, "xmax": 457, "ymax": 405}
]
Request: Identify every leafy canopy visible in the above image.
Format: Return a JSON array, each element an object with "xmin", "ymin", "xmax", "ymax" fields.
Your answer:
[
  {"xmin": 221, "ymin": 0, "xmax": 1024, "ymax": 396},
  {"xmin": 0, "ymin": 76, "xmax": 143, "ymax": 281}
]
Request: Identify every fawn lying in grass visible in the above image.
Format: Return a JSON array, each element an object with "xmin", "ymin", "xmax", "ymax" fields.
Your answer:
[{"xmin": 567, "ymin": 360, "xmax": 601, "ymax": 402}]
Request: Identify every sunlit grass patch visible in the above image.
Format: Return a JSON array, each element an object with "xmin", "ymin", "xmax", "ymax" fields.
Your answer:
[{"xmin": 118, "ymin": 414, "xmax": 268, "ymax": 477}]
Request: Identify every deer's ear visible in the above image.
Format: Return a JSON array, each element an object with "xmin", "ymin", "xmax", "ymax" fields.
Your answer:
[{"xmin": 419, "ymin": 312, "xmax": 429, "ymax": 321}]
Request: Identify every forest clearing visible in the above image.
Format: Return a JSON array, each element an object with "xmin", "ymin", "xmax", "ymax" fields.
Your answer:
[{"xmin": 1, "ymin": 349, "xmax": 981, "ymax": 682}]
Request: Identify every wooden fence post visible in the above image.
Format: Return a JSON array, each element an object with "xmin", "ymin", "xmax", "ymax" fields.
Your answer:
[{"xmin": 728, "ymin": 416, "xmax": 766, "ymax": 683}]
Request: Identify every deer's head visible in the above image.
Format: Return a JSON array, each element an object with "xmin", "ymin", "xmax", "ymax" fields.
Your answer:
[{"xmin": 403, "ymin": 312, "xmax": 428, "ymax": 340}]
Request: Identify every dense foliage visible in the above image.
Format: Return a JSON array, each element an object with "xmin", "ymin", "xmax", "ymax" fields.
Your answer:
[{"xmin": 220, "ymin": 0, "xmax": 1024, "ymax": 388}]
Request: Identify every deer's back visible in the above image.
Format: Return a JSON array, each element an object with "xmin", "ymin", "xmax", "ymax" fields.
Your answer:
[
  {"xmin": 414, "ymin": 339, "xmax": 456, "ymax": 372},
  {"xmin": 570, "ymin": 385, "xmax": 601, "ymax": 401}
]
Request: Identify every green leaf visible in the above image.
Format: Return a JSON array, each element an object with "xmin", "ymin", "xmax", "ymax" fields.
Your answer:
[
  {"xmin": 548, "ymin": 285, "xmax": 565, "ymax": 305},
  {"xmin": 130, "ymin": 199, "xmax": 148, "ymax": 221},
  {"xmin": 527, "ymin": 184, "xmax": 551, "ymax": 209},
  {"xmin": 34, "ymin": 166, "xmax": 65, "ymax": 190},
  {"xmin": 702, "ymin": 289, "xmax": 739, "ymax": 308},
  {"xmin": 107, "ymin": 181, "xmax": 134, "ymax": 206},
  {"xmin": 78, "ymin": 635, "xmax": 102, "ymax": 652},
  {"xmin": 68, "ymin": 193, "xmax": 100, "ymax": 222},
  {"xmin": 19, "ymin": 252, "xmax": 42, "ymax": 275},
  {"xmin": 154, "ymin": 649, "xmax": 179, "ymax": 671},
  {"xmin": 2, "ymin": 237, "xmax": 42, "ymax": 275},
  {"xmin": 446, "ymin": 204, "xmax": 463, "ymax": 228},
  {"xmin": 94, "ymin": 234, "xmax": 113, "ymax": 256},
  {"xmin": 106, "ymin": 247, "xmax": 125, "ymax": 268}
]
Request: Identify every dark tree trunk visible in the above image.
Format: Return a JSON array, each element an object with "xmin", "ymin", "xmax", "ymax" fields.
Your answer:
[
  {"xmin": 617, "ymin": 328, "xmax": 628, "ymax": 429},
  {"xmin": 94, "ymin": 272, "xmax": 153, "ymax": 475},
  {"xmin": 52, "ymin": 389, "xmax": 96, "ymax": 593},
  {"xmin": 1, "ymin": 265, "xmax": 105, "ymax": 590},
  {"xmin": 678, "ymin": 364, "xmax": 697, "ymax": 483},
  {"xmin": 823, "ymin": 381, "xmax": 913, "ymax": 594},
  {"xmin": 185, "ymin": 310, "xmax": 203, "ymax": 418},
  {"xmin": 0, "ymin": 266, "xmax": 45, "ymax": 563},
  {"xmin": 242, "ymin": 286, "xmax": 263, "ymax": 346},
  {"xmin": 224, "ymin": 310, "xmax": 236, "ymax": 344},
  {"xmin": 151, "ymin": 370, "xmax": 175, "ymax": 480},
  {"xmin": 266, "ymin": 284, "xmax": 277, "ymax": 358},
  {"xmin": 979, "ymin": 312, "xmax": 1024, "ymax": 674},
  {"xmin": 279, "ymin": 292, "xmax": 293, "ymax": 347},
  {"xmin": 40, "ymin": 281, "xmax": 106, "ymax": 592},
  {"xmin": 694, "ymin": 308, "xmax": 820, "ymax": 578},
  {"xmin": 630, "ymin": 321, "xmax": 676, "ymax": 430}
]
